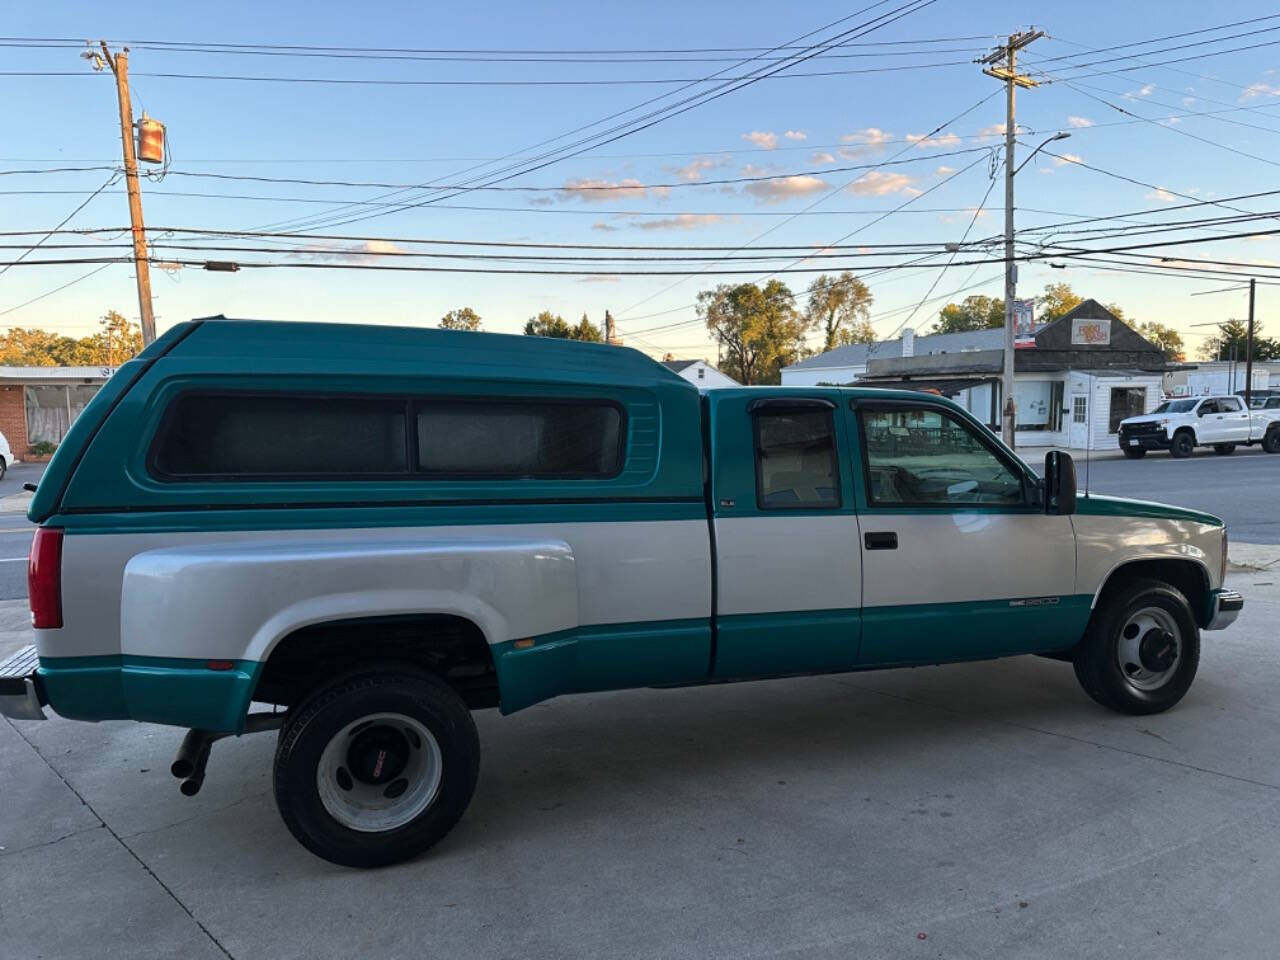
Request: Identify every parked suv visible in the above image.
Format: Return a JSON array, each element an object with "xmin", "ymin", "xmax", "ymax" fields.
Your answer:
[{"xmin": 1118, "ymin": 395, "xmax": 1280, "ymax": 458}]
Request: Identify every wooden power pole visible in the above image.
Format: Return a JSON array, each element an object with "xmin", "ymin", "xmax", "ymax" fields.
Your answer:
[
  {"xmin": 99, "ymin": 43, "xmax": 157, "ymax": 346},
  {"xmin": 980, "ymin": 29, "xmax": 1043, "ymax": 448}
]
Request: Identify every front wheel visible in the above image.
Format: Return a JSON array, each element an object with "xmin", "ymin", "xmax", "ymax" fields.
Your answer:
[
  {"xmin": 273, "ymin": 669, "xmax": 480, "ymax": 868},
  {"xmin": 1170, "ymin": 432, "xmax": 1195, "ymax": 458},
  {"xmin": 1073, "ymin": 578, "xmax": 1200, "ymax": 715},
  {"xmin": 1122, "ymin": 446, "xmax": 1146, "ymax": 459},
  {"xmin": 1263, "ymin": 428, "xmax": 1280, "ymax": 454},
  {"xmin": 1213, "ymin": 443, "xmax": 1236, "ymax": 455}
]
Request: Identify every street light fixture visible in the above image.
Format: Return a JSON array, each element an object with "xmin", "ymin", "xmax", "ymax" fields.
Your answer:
[{"xmin": 1014, "ymin": 131, "xmax": 1071, "ymax": 175}]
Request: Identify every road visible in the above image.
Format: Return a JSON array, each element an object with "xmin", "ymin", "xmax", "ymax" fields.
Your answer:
[
  {"xmin": 0, "ymin": 461, "xmax": 42, "ymax": 600},
  {"xmin": 1059, "ymin": 445, "xmax": 1280, "ymax": 543}
]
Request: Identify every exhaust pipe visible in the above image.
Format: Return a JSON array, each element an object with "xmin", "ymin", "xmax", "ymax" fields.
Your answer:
[{"xmin": 170, "ymin": 713, "xmax": 284, "ymax": 796}]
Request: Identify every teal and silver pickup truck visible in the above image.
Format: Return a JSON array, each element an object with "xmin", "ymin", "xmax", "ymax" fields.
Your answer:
[{"xmin": 0, "ymin": 318, "xmax": 1243, "ymax": 867}]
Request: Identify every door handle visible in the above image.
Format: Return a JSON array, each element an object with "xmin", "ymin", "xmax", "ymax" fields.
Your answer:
[{"xmin": 865, "ymin": 531, "xmax": 898, "ymax": 550}]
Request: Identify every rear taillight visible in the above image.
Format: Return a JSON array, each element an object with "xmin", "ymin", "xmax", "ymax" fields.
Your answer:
[{"xmin": 29, "ymin": 527, "xmax": 63, "ymax": 629}]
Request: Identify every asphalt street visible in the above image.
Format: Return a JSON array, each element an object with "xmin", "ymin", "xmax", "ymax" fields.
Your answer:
[
  {"xmin": 1059, "ymin": 445, "xmax": 1280, "ymax": 543},
  {"xmin": 0, "ymin": 461, "xmax": 41, "ymax": 600}
]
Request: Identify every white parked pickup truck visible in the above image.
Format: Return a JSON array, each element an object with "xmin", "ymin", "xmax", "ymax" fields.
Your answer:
[{"xmin": 1117, "ymin": 394, "xmax": 1280, "ymax": 458}]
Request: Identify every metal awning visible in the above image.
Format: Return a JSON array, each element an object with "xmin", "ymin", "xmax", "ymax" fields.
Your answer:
[{"xmin": 857, "ymin": 376, "xmax": 996, "ymax": 396}]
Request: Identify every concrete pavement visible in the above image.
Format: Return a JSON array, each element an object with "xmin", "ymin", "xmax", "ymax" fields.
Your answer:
[{"xmin": 3, "ymin": 569, "xmax": 1280, "ymax": 960}]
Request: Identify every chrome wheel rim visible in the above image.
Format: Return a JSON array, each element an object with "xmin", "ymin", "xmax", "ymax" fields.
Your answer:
[
  {"xmin": 1116, "ymin": 606, "xmax": 1182, "ymax": 692},
  {"xmin": 316, "ymin": 712, "xmax": 442, "ymax": 833}
]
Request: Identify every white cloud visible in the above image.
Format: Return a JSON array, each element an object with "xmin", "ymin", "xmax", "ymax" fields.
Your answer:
[
  {"xmin": 840, "ymin": 127, "xmax": 892, "ymax": 149},
  {"xmin": 671, "ymin": 157, "xmax": 718, "ymax": 182},
  {"xmin": 848, "ymin": 171, "xmax": 918, "ymax": 196},
  {"xmin": 560, "ymin": 177, "xmax": 651, "ymax": 203},
  {"xmin": 784, "ymin": 130, "xmax": 807, "ymax": 141},
  {"xmin": 744, "ymin": 175, "xmax": 829, "ymax": 203},
  {"xmin": 292, "ymin": 239, "xmax": 405, "ymax": 263},
  {"xmin": 1242, "ymin": 81, "xmax": 1280, "ymax": 101},
  {"xmin": 1066, "ymin": 115, "xmax": 1094, "ymax": 128},
  {"xmin": 1139, "ymin": 83, "xmax": 1155, "ymax": 96},
  {"xmin": 977, "ymin": 123, "xmax": 1006, "ymax": 137},
  {"xmin": 811, "ymin": 151, "xmax": 836, "ymax": 164},
  {"xmin": 1144, "ymin": 187, "xmax": 1178, "ymax": 203},
  {"xmin": 578, "ymin": 275, "xmax": 621, "ymax": 283},
  {"xmin": 905, "ymin": 131, "xmax": 961, "ymax": 149},
  {"xmin": 1054, "ymin": 153, "xmax": 1083, "ymax": 166},
  {"xmin": 591, "ymin": 221, "xmax": 619, "ymax": 232},
  {"xmin": 1181, "ymin": 96, "xmax": 1196, "ymax": 107},
  {"xmin": 635, "ymin": 214, "xmax": 723, "ymax": 231},
  {"xmin": 742, "ymin": 130, "xmax": 778, "ymax": 149},
  {"xmin": 935, "ymin": 165, "xmax": 956, "ymax": 175}
]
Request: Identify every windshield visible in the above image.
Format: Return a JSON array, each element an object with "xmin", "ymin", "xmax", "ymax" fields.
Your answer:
[{"xmin": 1152, "ymin": 399, "xmax": 1198, "ymax": 413}]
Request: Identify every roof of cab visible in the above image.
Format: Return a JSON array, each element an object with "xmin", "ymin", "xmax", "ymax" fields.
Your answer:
[{"xmin": 170, "ymin": 317, "xmax": 693, "ymax": 389}]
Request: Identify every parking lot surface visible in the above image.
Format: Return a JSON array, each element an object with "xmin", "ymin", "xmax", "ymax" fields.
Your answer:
[{"xmin": 3, "ymin": 572, "xmax": 1278, "ymax": 960}]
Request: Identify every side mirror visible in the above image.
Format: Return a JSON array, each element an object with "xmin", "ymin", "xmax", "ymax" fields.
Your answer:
[{"xmin": 1044, "ymin": 450, "xmax": 1076, "ymax": 516}]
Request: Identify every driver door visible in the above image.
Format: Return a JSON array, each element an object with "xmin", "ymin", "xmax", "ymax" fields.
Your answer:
[{"xmin": 849, "ymin": 399, "xmax": 1081, "ymax": 666}]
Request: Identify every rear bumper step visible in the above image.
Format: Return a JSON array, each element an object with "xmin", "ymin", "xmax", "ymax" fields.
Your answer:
[{"xmin": 0, "ymin": 645, "xmax": 47, "ymax": 721}]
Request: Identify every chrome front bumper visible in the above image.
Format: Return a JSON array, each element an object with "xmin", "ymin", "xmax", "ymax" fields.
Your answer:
[
  {"xmin": 0, "ymin": 645, "xmax": 46, "ymax": 721},
  {"xmin": 1206, "ymin": 589, "xmax": 1244, "ymax": 631}
]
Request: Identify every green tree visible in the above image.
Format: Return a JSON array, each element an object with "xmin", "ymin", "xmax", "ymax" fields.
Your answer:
[
  {"xmin": 522, "ymin": 310, "xmax": 603, "ymax": 342},
  {"xmin": 804, "ymin": 272, "xmax": 874, "ymax": 352},
  {"xmin": 1201, "ymin": 319, "xmax": 1280, "ymax": 362},
  {"xmin": 439, "ymin": 307, "xmax": 482, "ymax": 331},
  {"xmin": 0, "ymin": 310, "xmax": 142, "ymax": 366},
  {"xmin": 933, "ymin": 294, "xmax": 1004, "ymax": 334},
  {"xmin": 1036, "ymin": 282, "xmax": 1125, "ymax": 324},
  {"xmin": 1135, "ymin": 321, "xmax": 1185, "ymax": 362},
  {"xmin": 697, "ymin": 280, "xmax": 806, "ymax": 385}
]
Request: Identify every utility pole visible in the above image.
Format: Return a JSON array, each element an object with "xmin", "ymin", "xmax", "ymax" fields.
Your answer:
[
  {"xmin": 980, "ymin": 29, "xmax": 1043, "ymax": 448},
  {"xmin": 98, "ymin": 43, "xmax": 157, "ymax": 346},
  {"xmin": 1245, "ymin": 278, "xmax": 1256, "ymax": 406}
]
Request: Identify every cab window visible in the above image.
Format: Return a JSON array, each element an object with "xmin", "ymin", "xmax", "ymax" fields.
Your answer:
[
  {"xmin": 753, "ymin": 407, "xmax": 840, "ymax": 509},
  {"xmin": 857, "ymin": 404, "xmax": 1024, "ymax": 507},
  {"xmin": 1198, "ymin": 400, "xmax": 1219, "ymax": 416}
]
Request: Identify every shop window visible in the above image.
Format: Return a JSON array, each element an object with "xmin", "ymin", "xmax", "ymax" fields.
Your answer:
[{"xmin": 1109, "ymin": 388, "xmax": 1147, "ymax": 433}]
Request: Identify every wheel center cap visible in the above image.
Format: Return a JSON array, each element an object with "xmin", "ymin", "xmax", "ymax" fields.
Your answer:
[
  {"xmin": 347, "ymin": 726, "xmax": 410, "ymax": 785},
  {"xmin": 1138, "ymin": 628, "xmax": 1178, "ymax": 672}
]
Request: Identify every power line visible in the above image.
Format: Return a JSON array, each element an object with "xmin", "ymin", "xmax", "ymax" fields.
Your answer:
[
  {"xmin": 0, "ymin": 172, "xmax": 118, "ymax": 278},
  {"xmin": 0, "ymin": 262, "xmax": 115, "ymax": 317}
]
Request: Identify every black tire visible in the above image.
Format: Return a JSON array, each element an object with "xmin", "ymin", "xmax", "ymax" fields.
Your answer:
[
  {"xmin": 1122, "ymin": 446, "xmax": 1146, "ymax": 459},
  {"xmin": 273, "ymin": 668, "xmax": 480, "ymax": 868},
  {"xmin": 1170, "ymin": 431, "xmax": 1195, "ymax": 458},
  {"xmin": 0, "ymin": 456, "xmax": 6, "ymax": 480},
  {"xmin": 1264, "ymin": 427, "xmax": 1280, "ymax": 454},
  {"xmin": 1072, "ymin": 577, "xmax": 1200, "ymax": 715},
  {"xmin": 1213, "ymin": 443, "xmax": 1236, "ymax": 455}
]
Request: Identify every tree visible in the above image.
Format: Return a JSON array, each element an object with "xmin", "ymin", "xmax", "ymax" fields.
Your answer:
[
  {"xmin": 934, "ymin": 294, "xmax": 1004, "ymax": 334},
  {"xmin": 698, "ymin": 280, "xmax": 806, "ymax": 385},
  {"xmin": 804, "ymin": 272, "xmax": 873, "ymax": 352},
  {"xmin": 522, "ymin": 310, "xmax": 603, "ymax": 342},
  {"xmin": 1035, "ymin": 282, "xmax": 1125, "ymax": 323},
  {"xmin": 0, "ymin": 311, "xmax": 142, "ymax": 366},
  {"xmin": 1200, "ymin": 319, "xmax": 1280, "ymax": 362},
  {"xmin": 1135, "ymin": 321, "xmax": 1186, "ymax": 362},
  {"xmin": 439, "ymin": 308, "xmax": 482, "ymax": 331}
]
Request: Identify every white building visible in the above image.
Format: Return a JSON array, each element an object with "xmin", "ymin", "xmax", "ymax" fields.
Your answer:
[
  {"xmin": 1162, "ymin": 360, "xmax": 1280, "ymax": 398},
  {"xmin": 660, "ymin": 359, "xmax": 738, "ymax": 389},
  {"xmin": 783, "ymin": 301, "xmax": 1171, "ymax": 451}
]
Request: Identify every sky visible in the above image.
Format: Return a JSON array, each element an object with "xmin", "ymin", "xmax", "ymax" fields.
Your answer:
[{"xmin": 5, "ymin": 0, "xmax": 1280, "ymax": 362}]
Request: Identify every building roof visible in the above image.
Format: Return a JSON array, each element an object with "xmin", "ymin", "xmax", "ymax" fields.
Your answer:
[
  {"xmin": 784, "ymin": 328, "xmax": 1002, "ymax": 371},
  {"xmin": 660, "ymin": 359, "xmax": 702, "ymax": 373}
]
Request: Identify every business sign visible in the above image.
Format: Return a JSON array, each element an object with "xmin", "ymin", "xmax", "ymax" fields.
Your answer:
[
  {"xmin": 1013, "ymin": 299, "xmax": 1037, "ymax": 349},
  {"xmin": 1071, "ymin": 317, "xmax": 1111, "ymax": 345}
]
